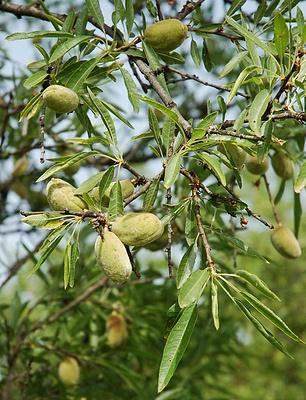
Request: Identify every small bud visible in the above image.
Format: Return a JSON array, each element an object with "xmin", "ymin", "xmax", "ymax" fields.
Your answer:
[
  {"xmin": 246, "ymin": 156, "xmax": 269, "ymax": 175},
  {"xmin": 111, "ymin": 212, "xmax": 164, "ymax": 247},
  {"xmin": 271, "ymin": 225, "xmax": 302, "ymax": 259},
  {"xmin": 272, "ymin": 151, "xmax": 293, "ymax": 180},
  {"xmin": 42, "ymin": 85, "xmax": 79, "ymax": 113},
  {"xmin": 46, "ymin": 178, "xmax": 87, "ymax": 211},
  {"xmin": 95, "ymin": 231, "xmax": 132, "ymax": 283},
  {"xmin": 144, "ymin": 19, "xmax": 188, "ymax": 52},
  {"xmin": 58, "ymin": 357, "xmax": 80, "ymax": 386},
  {"xmin": 240, "ymin": 216, "xmax": 248, "ymax": 226},
  {"xmin": 106, "ymin": 311, "xmax": 128, "ymax": 348}
]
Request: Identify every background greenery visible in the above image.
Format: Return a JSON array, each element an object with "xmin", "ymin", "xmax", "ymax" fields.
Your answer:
[{"xmin": 0, "ymin": 0, "xmax": 305, "ymax": 399}]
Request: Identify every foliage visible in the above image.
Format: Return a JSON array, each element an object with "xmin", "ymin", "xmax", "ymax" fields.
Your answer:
[{"xmin": 0, "ymin": 0, "xmax": 305, "ymax": 399}]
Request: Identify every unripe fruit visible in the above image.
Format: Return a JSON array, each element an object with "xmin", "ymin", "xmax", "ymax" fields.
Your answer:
[
  {"xmin": 245, "ymin": 156, "xmax": 269, "ymax": 175},
  {"xmin": 111, "ymin": 212, "xmax": 164, "ymax": 247},
  {"xmin": 12, "ymin": 156, "xmax": 29, "ymax": 177},
  {"xmin": 42, "ymin": 85, "xmax": 79, "ymax": 113},
  {"xmin": 144, "ymin": 19, "xmax": 188, "ymax": 52},
  {"xmin": 271, "ymin": 225, "xmax": 301, "ymax": 259},
  {"xmin": 106, "ymin": 311, "xmax": 128, "ymax": 348},
  {"xmin": 91, "ymin": 180, "xmax": 134, "ymax": 205},
  {"xmin": 46, "ymin": 178, "xmax": 86, "ymax": 211},
  {"xmin": 58, "ymin": 357, "xmax": 80, "ymax": 386},
  {"xmin": 95, "ymin": 231, "xmax": 132, "ymax": 283},
  {"xmin": 218, "ymin": 143, "xmax": 247, "ymax": 169},
  {"xmin": 272, "ymin": 152, "xmax": 293, "ymax": 180}
]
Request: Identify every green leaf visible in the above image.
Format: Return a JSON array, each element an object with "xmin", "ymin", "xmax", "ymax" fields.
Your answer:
[
  {"xmin": 49, "ymin": 36, "xmax": 91, "ymax": 63},
  {"xmin": 248, "ymin": 89, "xmax": 270, "ymax": 134},
  {"xmin": 66, "ymin": 57, "xmax": 101, "ymax": 91},
  {"xmin": 227, "ymin": 0, "xmax": 247, "ymax": 16},
  {"xmin": 190, "ymin": 39, "xmax": 201, "ymax": 66},
  {"xmin": 198, "ymin": 153, "xmax": 226, "ymax": 186},
  {"xmin": 211, "ymin": 278, "xmax": 220, "ymax": 330},
  {"xmin": 23, "ymin": 71, "xmax": 48, "ymax": 90},
  {"xmin": 140, "ymin": 96, "xmax": 179, "ymax": 124},
  {"xmin": 108, "ymin": 181, "xmax": 124, "ymax": 220},
  {"xmin": 178, "ymin": 269, "xmax": 210, "ymax": 308},
  {"xmin": 164, "ymin": 153, "xmax": 182, "ymax": 189},
  {"xmin": 294, "ymin": 192, "xmax": 302, "ymax": 238},
  {"xmin": 64, "ymin": 243, "xmax": 71, "ymax": 289},
  {"xmin": 225, "ymin": 16, "xmax": 277, "ymax": 56},
  {"xmin": 125, "ymin": 0, "xmax": 134, "ymax": 35},
  {"xmin": 143, "ymin": 177, "xmax": 160, "ymax": 212},
  {"xmin": 192, "ymin": 111, "xmax": 218, "ymax": 139},
  {"xmin": 120, "ymin": 67, "xmax": 139, "ymax": 112},
  {"xmin": 31, "ymin": 228, "xmax": 66, "ymax": 274},
  {"xmin": 87, "ymin": 88, "xmax": 117, "ymax": 144},
  {"xmin": 99, "ymin": 167, "xmax": 115, "ymax": 206},
  {"xmin": 227, "ymin": 65, "xmax": 260, "ymax": 103},
  {"xmin": 219, "ymin": 51, "xmax": 248, "ymax": 78},
  {"xmin": 86, "ymin": 0, "xmax": 104, "ymax": 27},
  {"xmin": 99, "ymin": 99, "xmax": 134, "ymax": 128},
  {"xmin": 274, "ymin": 13, "xmax": 289, "ymax": 57},
  {"xmin": 158, "ymin": 304, "xmax": 198, "ymax": 392},
  {"xmin": 69, "ymin": 241, "xmax": 79, "ymax": 288},
  {"xmin": 19, "ymin": 94, "xmax": 43, "ymax": 121},
  {"xmin": 162, "ymin": 118, "xmax": 176, "ymax": 151},
  {"xmin": 75, "ymin": 172, "xmax": 105, "ymax": 194},
  {"xmin": 6, "ymin": 31, "xmax": 73, "ymax": 40},
  {"xmin": 294, "ymin": 161, "xmax": 306, "ymax": 193},
  {"xmin": 235, "ymin": 270, "xmax": 280, "ymax": 301},
  {"xmin": 240, "ymin": 291, "xmax": 302, "ymax": 342},
  {"xmin": 36, "ymin": 151, "xmax": 99, "ymax": 182},
  {"xmin": 176, "ymin": 245, "xmax": 194, "ymax": 289},
  {"xmin": 236, "ymin": 300, "xmax": 293, "ymax": 358}
]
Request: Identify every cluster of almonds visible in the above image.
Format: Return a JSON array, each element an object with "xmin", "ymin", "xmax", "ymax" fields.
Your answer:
[{"xmin": 46, "ymin": 178, "xmax": 165, "ymax": 283}]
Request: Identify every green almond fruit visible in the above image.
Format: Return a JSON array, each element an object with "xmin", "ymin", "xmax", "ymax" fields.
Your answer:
[
  {"xmin": 218, "ymin": 143, "xmax": 247, "ymax": 169},
  {"xmin": 95, "ymin": 231, "xmax": 132, "ymax": 283},
  {"xmin": 272, "ymin": 152, "xmax": 293, "ymax": 180},
  {"xmin": 42, "ymin": 85, "xmax": 79, "ymax": 113},
  {"xmin": 111, "ymin": 212, "xmax": 164, "ymax": 247},
  {"xmin": 46, "ymin": 178, "xmax": 86, "ymax": 211},
  {"xmin": 271, "ymin": 225, "xmax": 302, "ymax": 259},
  {"xmin": 58, "ymin": 357, "xmax": 80, "ymax": 386},
  {"xmin": 245, "ymin": 156, "xmax": 269, "ymax": 175},
  {"xmin": 144, "ymin": 19, "xmax": 188, "ymax": 52}
]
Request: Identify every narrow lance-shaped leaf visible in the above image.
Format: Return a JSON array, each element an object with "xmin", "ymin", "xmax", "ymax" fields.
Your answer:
[
  {"xmin": 198, "ymin": 153, "xmax": 226, "ymax": 186},
  {"xmin": 108, "ymin": 181, "xmax": 124, "ymax": 220},
  {"xmin": 49, "ymin": 36, "xmax": 91, "ymax": 63},
  {"xmin": 235, "ymin": 269, "xmax": 280, "ymax": 301},
  {"xmin": 211, "ymin": 278, "xmax": 220, "ymax": 330},
  {"xmin": 274, "ymin": 13, "xmax": 289, "ymax": 57},
  {"xmin": 75, "ymin": 172, "xmax": 105, "ymax": 194},
  {"xmin": 120, "ymin": 67, "xmax": 139, "ymax": 112},
  {"xmin": 69, "ymin": 241, "xmax": 79, "ymax": 288},
  {"xmin": 248, "ymin": 89, "xmax": 270, "ymax": 134},
  {"xmin": 99, "ymin": 166, "xmax": 115, "ymax": 204},
  {"xmin": 64, "ymin": 243, "xmax": 71, "ymax": 289},
  {"xmin": 164, "ymin": 153, "xmax": 182, "ymax": 189},
  {"xmin": 178, "ymin": 269, "xmax": 210, "ymax": 308},
  {"xmin": 143, "ymin": 177, "xmax": 160, "ymax": 212},
  {"xmin": 158, "ymin": 304, "xmax": 198, "ymax": 392},
  {"xmin": 240, "ymin": 291, "xmax": 302, "ymax": 342},
  {"xmin": 176, "ymin": 245, "xmax": 194, "ymax": 289},
  {"xmin": 236, "ymin": 300, "xmax": 293, "ymax": 358},
  {"xmin": 86, "ymin": 0, "xmax": 104, "ymax": 27}
]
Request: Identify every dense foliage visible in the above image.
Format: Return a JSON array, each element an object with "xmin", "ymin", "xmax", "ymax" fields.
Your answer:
[{"xmin": 0, "ymin": 0, "xmax": 305, "ymax": 399}]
